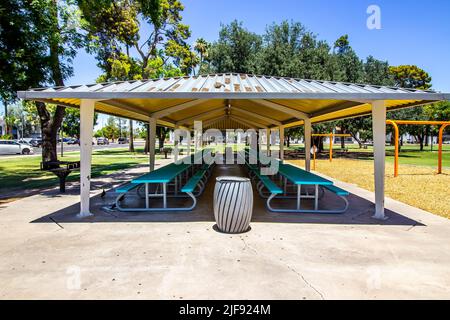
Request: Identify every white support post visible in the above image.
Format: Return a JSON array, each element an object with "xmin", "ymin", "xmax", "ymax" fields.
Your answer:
[
  {"xmin": 266, "ymin": 128, "xmax": 270, "ymax": 156},
  {"xmin": 304, "ymin": 118, "xmax": 312, "ymax": 172},
  {"xmin": 372, "ymin": 100, "xmax": 387, "ymax": 220},
  {"xmin": 279, "ymin": 126, "xmax": 285, "ymax": 160},
  {"xmin": 78, "ymin": 99, "xmax": 95, "ymax": 218},
  {"xmin": 149, "ymin": 117, "xmax": 156, "ymax": 172}
]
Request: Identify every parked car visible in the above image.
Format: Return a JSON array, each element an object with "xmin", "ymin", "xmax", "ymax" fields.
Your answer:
[
  {"xmin": 67, "ymin": 138, "xmax": 78, "ymax": 145},
  {"xmin": 118, "ymin": 137, "xmax": 129, "ymax": 144},
  {"xmin": 0, "ymin": 140, "xmax": 34, "ymax": 155},
  {"xmin": 15, "ymin": 139, "xmax": 32, "ymax": 146},
  {"xmin": 96, "ymin": 137, "xmax": 109, "ymax": 145},
  {"xmin": 29, "ymin": 139, "xmax": 43, "ymax": 148}
]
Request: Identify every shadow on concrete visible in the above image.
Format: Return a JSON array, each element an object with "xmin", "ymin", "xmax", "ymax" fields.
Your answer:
[{"xmin": 31, "ymin": 164, "xmax": 424, "ymax": 227}]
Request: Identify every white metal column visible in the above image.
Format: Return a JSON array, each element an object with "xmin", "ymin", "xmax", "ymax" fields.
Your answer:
[
  {"xmin": 279, "ymin": 126, "xmax": 285, "ymax": 160},
  {"xmin": 304, "ymin": 118, "xmax": 312, "ymax": 172},
  {"xmin": 266, "ymin": 128, "xmax": 270, "ymax": 156},
  {"xmin": 149, "ymin": 117, "xmax": 156, "ymax": 172},
  {"xmin": 78, "ymin": 99, "xmax": 95, "ymax": 218},
  {"xmin": 372, "ymin": 100, "xmax": 387, "ymax": 220}
]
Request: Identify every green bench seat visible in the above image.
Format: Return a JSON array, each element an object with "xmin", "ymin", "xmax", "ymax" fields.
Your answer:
[
  {"xmin": 116, "ymin": 183, "xmax": 139, "ymax": 193},
  {"xmin": 181, "ymin": 170, "xmax": 207, "ymax": 193},
  {"xmin": 259, "ymin": 176, "xmax": 283, "ymax": 194},
  {"xmin": 323, "ymin": 185, "xmax": 349, "ymax": 196}
]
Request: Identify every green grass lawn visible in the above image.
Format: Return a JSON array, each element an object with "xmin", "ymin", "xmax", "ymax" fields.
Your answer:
[{"xmin": 0, "ymin": 148, "xmax": 156, "ymax": 195}]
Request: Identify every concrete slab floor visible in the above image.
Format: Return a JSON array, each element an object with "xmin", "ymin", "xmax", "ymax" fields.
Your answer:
[{"xmin": 0, "ymin": 159, "xmax": 449, "ymax": 299}]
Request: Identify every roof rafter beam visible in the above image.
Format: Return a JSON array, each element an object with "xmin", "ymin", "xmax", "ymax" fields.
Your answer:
[
  {"xmin": 191, "ymin": 115, "xmax": 228, "ymax": 129},
  {"xmin": 229, "ymin": 115, "xmax": 267, "ymax": 129},
  {"xmin": 230, "ymin": 105, "xmax": 282, "ymax": 126},
  {"xmin": 99, "ymin": 99, "xmax": 176, "ymax": 127},
  {"xmin": 251, "ymin": 99, "xmax": 310, "ymax": 119},
  {"xmin": 151, "ymin": 99, "xmax": 204, "ymax": 119},
  {"xmin": 176, "ymin": 106, "xmax": 226, "ymax": 126},
  {"xmin": 309, "ymin": 100, "xmax": 367, "ymax": 119}
]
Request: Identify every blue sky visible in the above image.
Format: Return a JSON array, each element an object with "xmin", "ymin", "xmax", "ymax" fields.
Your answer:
[{"xmin": 63, "ymin": 0, "xmax": 450, "ymax": 128}]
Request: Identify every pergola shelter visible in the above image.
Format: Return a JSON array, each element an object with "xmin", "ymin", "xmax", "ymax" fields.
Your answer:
[{"xmin": 18, "ymin": 74, "xmax": 450, "ymax": 220}]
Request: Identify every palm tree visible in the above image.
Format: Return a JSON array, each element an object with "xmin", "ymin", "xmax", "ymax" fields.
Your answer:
[{"xmin": 194, "ymin": 38, "xmax": 209, "ymax": 75}]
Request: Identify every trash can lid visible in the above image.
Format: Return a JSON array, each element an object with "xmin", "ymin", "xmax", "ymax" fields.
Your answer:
[{"xmin": 216, "ymin": 176, "xmax": 250, "ymax": 183}]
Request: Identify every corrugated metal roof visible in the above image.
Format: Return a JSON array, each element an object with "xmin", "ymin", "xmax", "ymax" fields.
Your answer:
[
  {"xmin": 17, "ymin": 73, "xmax": 449, "ymax": 129},
  {"xmin": 19, "ymin": 73, "xmax": 440, "ymax": 96}
]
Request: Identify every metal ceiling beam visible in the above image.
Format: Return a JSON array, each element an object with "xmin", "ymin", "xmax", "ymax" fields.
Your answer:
[
  {"xmin": 229, "ymin": 115, "xmax": 267, "ymax": 129},
  {"xmin": 176, "ymin": 106, "xmax": 226, "ymax": 126},
  {"xmin": 193, "ymin": 115, "xmax": 228, "ymax": 129},
  {"xmin": 98, "ymin": 100, "xmax": 176, "ymax": 127},
  {"xmin": 151, "ymin": 99, "xmax": 204, "ymax": 119},
  {"xmin": 251, "ymin": 99, "xmax": 310, "ymax": 119},
  {"xmin": 99, "ymin": 99, "xmax": 153, "ymax": 116},
  {"xmin": 309, "ymin": 100, "xmax": 365, "ymax": 118},
  {"xmin": 230, "ymin": 105, "xmax": 282, "ymax": 126}
]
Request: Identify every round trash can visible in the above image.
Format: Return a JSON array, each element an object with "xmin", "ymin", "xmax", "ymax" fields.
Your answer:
[{"xmin": 213, "ymin": 176, "xmax": 253, "ymax": 234}]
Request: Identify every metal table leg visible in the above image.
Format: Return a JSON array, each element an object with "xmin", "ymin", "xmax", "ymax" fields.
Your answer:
[
  {"xmin": 297, "ymin": 184, "xmax": 301, "ymax": 210},
  {"xmin": 314, "ymin": 184, "xmax": 319, "ymax": 210},
  {"xmin": 145, "ymin": 183, "xmax": 149, "ymax": 209},
  {"xmin": 175, "ymin": 176, "xmax": 178, "ymax": 195},
  {"xmin": 163, "ymin": 183, "xmax": 167, "ymax": 208}
]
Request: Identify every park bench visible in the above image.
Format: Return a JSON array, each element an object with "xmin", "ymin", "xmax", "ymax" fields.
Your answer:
[{"xmin": 40, "ymin": 160, "xmax": 80, "ymax": 193}]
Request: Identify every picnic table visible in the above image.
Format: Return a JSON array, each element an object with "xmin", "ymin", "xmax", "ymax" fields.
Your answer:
[
  {"xmin": 278, "ymin": 163, "xmax": 333, "ymax": 211},
  {"xmin": 113, "ymin": 151, "xmax": 214, "ymax": 212},
  {"xmin": 131, "ymin": 162, "xmax": 191, "ymax": 209},
  {"xmin": 241, "ymin": 155, "xmax": 349, "ymax": 214}
]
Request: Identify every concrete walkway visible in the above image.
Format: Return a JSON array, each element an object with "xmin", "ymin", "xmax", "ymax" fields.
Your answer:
[{"xmin": 1, "ymin": 159, "xmax": 450, "ymax": 299}]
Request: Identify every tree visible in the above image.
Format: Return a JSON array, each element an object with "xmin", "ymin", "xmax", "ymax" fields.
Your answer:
[
  {"xmin": 99, "ymin": 117, "xmax": 120, "ymax": 141},
  {"xmin": 0, "ymin": 0, "xmax": 49, "ymax": 137},
  {"xmin": 333, "ymin": 35, "xmax": 365, "ymax": 148},
  {"xmin": 255, "ymin": 21, "xmax": 337, "ymax": 80},
  {"xmin": 156, "ymin": 126, "xmax": 170, "ymax": 150},
  {"xmin": 208, "ymin": 20, "xmax": 262, "ymax": 74},
  {"xmin": 80, "ymin": 0, "xmax": 192, "ymax": 153},
  {"xmin": 389, "ymin": 65, "xmax": 432, "ymax": 90},
  {"xmin": 194, "ymin": 38, "xmax": 210, "ymax": 75},
  {"xmin": 333, "ymin": 35, "xmax": 364, "ymax": 83},
  {"xmin": 388, "ymin": 65, "xmax": 433, "ymax": 151},
  {"xmin": 364, "ymin": 56, "xmax": 395, "ymax": 86},
  {"xmin": 61, "ymin": 108, "xmax": 98, "ymax": 138},
  {"xmin": 1, "ymin": 0, "xmax": 85, "ymax": 163}
]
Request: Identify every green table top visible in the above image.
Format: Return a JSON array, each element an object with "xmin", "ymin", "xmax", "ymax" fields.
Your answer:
[
  {"xmin": 279, "ymin": 163, "xmax": 333, "ymax": 186},
  {"xmin": 132, "ymin": 163, "xmax": 191, "ymax": 184}
]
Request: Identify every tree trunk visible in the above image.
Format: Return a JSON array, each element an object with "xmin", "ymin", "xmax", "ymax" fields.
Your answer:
[
  {"xmin": 158, "ymin": 136, "xmax": 165, "ymax": 151},
  {"xmin": 286, "ymin": 135, "xmax": 290, "ymax": 148},
  {"xmin": 36, "ymin": 101, "xmax": 65, "ymax": 163},
  {"xmin": 424, "ymin": 126, "xmax": 430, "ymax": 147},
  {"xmin": 128, "ymin": 119, "xmax": 135, "ymax": 152},
  {"xmin": 351, "ymin": 132, "xmax": 363, "ymax": 148},
  {"xmin": 144, "ymin": 123, "xmax": 149, "ymax": 154},
  {"xmin": 415, "ymin": 134, "xmax": 425, "ymax": 151},
  {"xmin": 36, "ymin": 0, "xmax": 65, "ymax": 163}
]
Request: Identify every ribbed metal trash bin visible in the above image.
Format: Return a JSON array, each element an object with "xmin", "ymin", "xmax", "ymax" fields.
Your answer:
[{"xmin": 213, "ymin": 176, "xmax": 253, "ymax": 234}]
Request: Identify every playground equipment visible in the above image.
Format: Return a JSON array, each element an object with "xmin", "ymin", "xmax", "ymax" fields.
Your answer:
[
  {"xmin": 311, "ymin": 133, "xmax": 352, "ymax": 165},
  {"xmin": 386, "ymin": 120, "xmax": 450, "ymax": 177}
]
